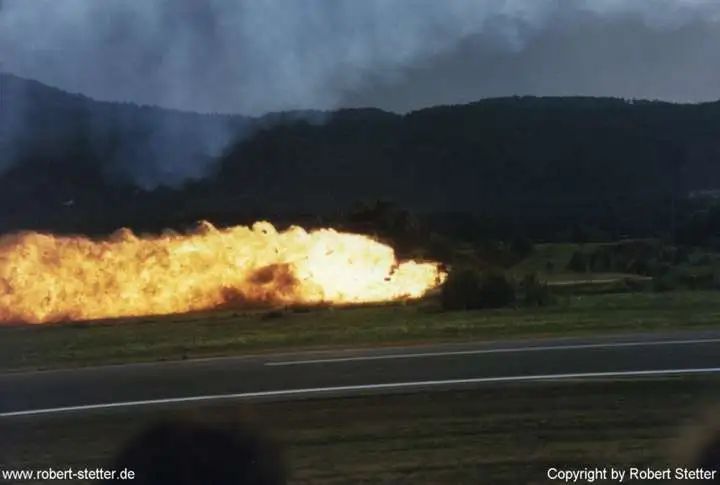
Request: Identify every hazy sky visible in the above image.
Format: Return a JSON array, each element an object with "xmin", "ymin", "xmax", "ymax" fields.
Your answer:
[
  {"xmin": 342, "ymin": 14, "xmax": 720, "ymax": 111},
  {"xmin": 1, "ymin": 0, "xmax": 720, "ymax": 115}
]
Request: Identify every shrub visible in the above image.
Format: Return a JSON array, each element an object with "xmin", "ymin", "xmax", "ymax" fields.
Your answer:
[
  {"xmin": 653, "ymin": 274, "xmax": 677, "ymax": 292},
  {"xmin": 673, "ymin": 246, "xmax": 690, "ymax": 264},
  {"xmin": 441, "ymin": 269, "xmax": 482, "ymax": 310},
  {"xmin": 441, "ymin": 268, "xmax": 515, "ymax": 310},
  {"xmin": 623, "ymin": 277, "xmax": 650, "ymax": 292},
  {"xmin": 520, "ymin": 273, "xmax": 555, "ymax": 307},
  {"xmin": 479, "ymin": 272, "xmax": 517, "ymax": 309},
  {"xmin": 475, "ymin": 241, "xmax": 517, "ymax": 268},
  {"xmin": 589, "ymin": 249, "xmax": 612, "ymax": 272},
  {"xmin": 567, "ymin": 251, "xmax": 588, "ymax": 272},
  {"xmin": 652, "ymin": 262, "xmax": 672, "ymax": 279},
  {"xmin": 626, "ymin": 257, "xmax": 653, "ymax": 275},
  {"xmin": 510, "ymin": 235, "xmax": 534, "ymax": 258}
]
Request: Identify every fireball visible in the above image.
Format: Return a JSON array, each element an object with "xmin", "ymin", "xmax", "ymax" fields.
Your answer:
[{"xmin": 0, "ymin": 221, "xmax": 446, "ymax": 324}]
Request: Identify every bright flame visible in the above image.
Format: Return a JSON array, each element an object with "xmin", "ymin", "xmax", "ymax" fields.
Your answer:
[{"xmin": 0, "ymin": 221, "xmax": 446, "ymax": 324}]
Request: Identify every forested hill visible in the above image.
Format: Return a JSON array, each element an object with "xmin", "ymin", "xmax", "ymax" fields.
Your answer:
[
  {"xmin": 213, "ymin": 96, "xmax": 720, "ymax": 240},
  {"xmin": 219, "ymin": 97, "xmax": 720, "ymax": 209},
  {"xmin": 2, "ymin": 73, "xmax": 720, "ymax": 241}
]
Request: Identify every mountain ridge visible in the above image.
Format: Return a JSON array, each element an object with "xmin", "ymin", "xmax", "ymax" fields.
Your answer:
[{"xmin": 2, "ymin": 74, "xmax": 720, "ymax": 241}]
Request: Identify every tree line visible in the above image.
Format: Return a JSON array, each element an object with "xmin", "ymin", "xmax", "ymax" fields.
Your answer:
[{"xmin": 3, "ymin": 74, "xmax": 720, "ymax": 245}]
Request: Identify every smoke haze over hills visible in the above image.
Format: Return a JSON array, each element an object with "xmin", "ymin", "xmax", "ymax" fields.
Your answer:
[
  {"xmin": 1, "ymin": 0, "xmax": 720, "ymax": 235},
  {"xmin": 2, "ymin": 1, "xmax": 719, "ymax": 114},
  {"xmin": 2, "ymin": 73, "xmax": 720, "ymax": 244},
  {"xmin": 2, "ymin": 1, "xmax": 720, "ymax": 187}
]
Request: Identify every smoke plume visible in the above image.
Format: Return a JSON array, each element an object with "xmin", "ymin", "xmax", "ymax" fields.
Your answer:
[{"xmin": 1, "ymin": 0, "xmax": 719, "ymax": 186}]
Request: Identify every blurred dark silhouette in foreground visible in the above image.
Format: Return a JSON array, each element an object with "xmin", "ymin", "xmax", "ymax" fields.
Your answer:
[
  {"xmin": 694, "ymin": 432, "xmax": 720, "ymax": 482},
  {"xmin": 674, "ymin": 405, "xmax": 720, "ymax": 483},
  {"xmin": 105, "ymin": 418, "xmax": 286, "ymax": 485},
  {"xmin": 99, "ymin": 405, "xmax": 720, "ymax": 484}
]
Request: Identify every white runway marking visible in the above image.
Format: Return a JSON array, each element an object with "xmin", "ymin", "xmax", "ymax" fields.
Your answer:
[
  {"xmin": 3, "ymin": 366, "xmax": 720, "ymax": 418},
  {"xmin": 265, "ymin": 338, "xmax": 720, "ymax": 366}
]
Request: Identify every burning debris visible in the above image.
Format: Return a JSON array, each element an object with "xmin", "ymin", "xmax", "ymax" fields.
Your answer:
[{"xmin": 0, "ymin": 221, "xmax": 446, "ymax": 324}]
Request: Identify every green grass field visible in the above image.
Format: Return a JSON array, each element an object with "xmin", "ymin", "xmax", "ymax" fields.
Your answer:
[
  {"xmin": 2, "ymin": 290, "xmax": 720, "ymax": 372},
  {"xmin": 3, "ymin": 377, "xmax": 719, "ymax": 484},
  {"xmin": 512, "ymin": 241, "xmax": 649, "ymax": 283},
  {"xmin": 514, "ymin": 240, "xmax": 720, "ymax": 287},
  {"xmin": 513, "ymin": 242, "xmax": 600, "ymax": 274}
]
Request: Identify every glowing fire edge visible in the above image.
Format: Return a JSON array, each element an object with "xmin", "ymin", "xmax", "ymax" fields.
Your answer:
[{"xmin": 0, "ymin": 221, "xmax": 447, "ymax": 324}]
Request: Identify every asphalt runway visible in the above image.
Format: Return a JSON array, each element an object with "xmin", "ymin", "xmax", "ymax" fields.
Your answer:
[{"xmin": 3, "ymin": 330, "xmax": 720, "ymax": 417}]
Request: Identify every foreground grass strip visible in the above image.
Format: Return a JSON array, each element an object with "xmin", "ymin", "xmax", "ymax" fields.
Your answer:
[
  {"xmin": 3, "ymin": 378, "xmax": 719, "ymax": 484},
  {"xmin": 2, "ymin": 290, "xmax": 720, "ymax": 371}
]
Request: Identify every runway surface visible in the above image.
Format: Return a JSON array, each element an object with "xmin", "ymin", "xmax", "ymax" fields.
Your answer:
[{"xmin": 3, "ymin": 330, "xmax": 720, "ymax": 417}]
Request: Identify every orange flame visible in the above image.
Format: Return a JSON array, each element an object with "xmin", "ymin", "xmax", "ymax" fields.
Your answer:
[{"xmin": 0, "ymin": 221, "xmax": 446, "ymax": 324}]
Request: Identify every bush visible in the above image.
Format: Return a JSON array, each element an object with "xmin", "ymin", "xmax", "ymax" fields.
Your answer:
[
  {"xmin": 673, "ymin": 246, "xmax": 690, "ymax": 264},
  {"xmin": 589, "ymin": 249, "xmax": 612, "ymax": 272},
  {"xmin": 626, "ymin": 257, "xmax": 652, "ymax": 275},
  {"xmin": 510, "ymin": 235, "xmax": 534, "ymax": 258},
  {"xmin": 520, "ymin": 273, "xmax": 555, "ymax": 307},
  {"xmin": 475, "ymin": 241, "xmax": 517, "ymax": 268},
  {"xmin": 623, "ymin": 277, "xmax": 650, "ymax": 292},
  {"xmin": 441, "ymin": 269, "xmax": 479, "ymax": 310},
  {"xmin": 653, "ymin": 274, "xmax": 678, "ymax": 292},
  {"xmin": 567, "ymin": 251, "xmax": 588, "ymax": 272},
  {"xmin": 441, "ymin": 269, "xmax": 515, "ymax": 310},
  {"xmin": 653, "ymin": 262, "xmax": 672, "ymax": 277}
]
